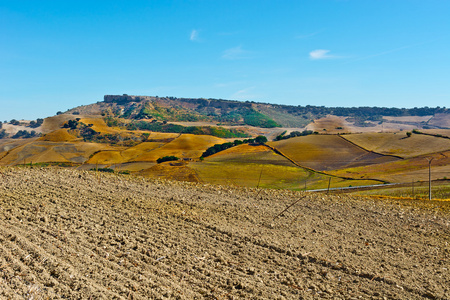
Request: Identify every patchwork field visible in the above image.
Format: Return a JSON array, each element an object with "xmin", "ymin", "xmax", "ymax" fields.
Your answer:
[
  {"xmin": 86, "ymin": 134, "xmax": 225, "ymax": 165},
  {"xmin": 0, "ymin": 167, "xmax": 448, "ymax": 299},
  {"xmin": 329, "ymin": 150, "xmax": 450, "ymax": 183},
  {"xmin": 268, "ymin": 135, "xmax": 399, "ymax": 171},
  {"xmin": 0, "ymin": 141, "xmax": 116, "ymax": 166},
  {"xmin": 428, "ymin": 113, "xmax": 450, "ymax": 128},
  {"xmin": 1, "ymin": 114, "xmax": 449, "ymax": 196},
  {"xmin": 341, "ymin": 132, "xmax": 450, "ymax": 158},
  {"xmin": 206, "ymin": 144, "xmax": 294, "ymax": 166}
]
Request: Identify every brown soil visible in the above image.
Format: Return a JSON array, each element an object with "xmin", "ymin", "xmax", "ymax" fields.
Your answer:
[{"xmin": 0, "ymin": 167, "xmax": 448, "ymax": 299}]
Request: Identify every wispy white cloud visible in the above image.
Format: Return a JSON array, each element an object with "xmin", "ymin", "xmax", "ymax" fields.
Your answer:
[
  {"xmin": 295, "ymin": 30, "xmax": 323, "ymax": 39},
  {"xmin": 222, "ymin": 46, "xmax": 252, "ymax": 60},
  {"xmin": 231, "ymin": 86, "xmax": 258, "ymax": 100},
  {"xmin": 190, "ymin": 29, "xmax": 199, "ymax": 42},
  {"xmin": 343, "ymin": 37, "xmax": 444, "ymax": 64},
  {"xmin": 214, "ymin": 81, "xmax": 245, "ymax": 88},
  {"xmin": 309, "ymin": 49, "xmax": 336, "ymax": 60}
]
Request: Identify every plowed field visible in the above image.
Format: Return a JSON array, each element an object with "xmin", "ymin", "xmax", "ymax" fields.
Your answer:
[{"xmin": 0, "ymin": 167, "xmax": 449, "ymax": 299}]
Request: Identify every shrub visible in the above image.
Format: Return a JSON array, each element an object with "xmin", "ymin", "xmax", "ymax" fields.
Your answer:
[
  {"xmin": 255, "ymin": 135, "xmax": 268, "ymax": 144},
  {"xmin": 91, "ymin": 167, "xmax": 114, "ymax": 173},
  {"xmin": 157, "ymin": 156, "xmax": 179, "ymax": 163}
]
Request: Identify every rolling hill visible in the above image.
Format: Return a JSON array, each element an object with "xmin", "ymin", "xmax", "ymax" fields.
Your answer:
[{"xmin": 1, "ymin": 95, "xmax": 449, "ymax": 197}]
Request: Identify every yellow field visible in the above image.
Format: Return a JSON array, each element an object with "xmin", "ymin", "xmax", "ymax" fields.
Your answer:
[
  {"xmin": 307, "ymin": 115, "xmax": 349, "ymax": 133},
  {"xmin": 78, "ymin": 117, "xmax": 117, "ymax": 134},
  {"xmin": 268, "ymin": 135, "xmax": 399, "ymax": 171},
  {"xmin": 134, "ymin": 134, "xmax": 226, "ymax": 161},
  {"xmin": 41, "ymin": 114, "xmax": 77, "ymax": 133},
  {"xmin": 189, "ymin": 161, "xmax": 379, "ymax": 190},
  {"xmin": 341, "ymin": 132, "xmax": 450, "ymax": 158},
  {"xmin": 86, "ymin": 134, "xmax": 226, "ymax": 165},
  {"xmin": 145, "ymin": 132, "xmax": 180, "ymax": 140},
  {"xmin": 329, "ymin": 150, "xmax": 450, "ymax": 183},
  {"xmin": 39, "ymin": 129, "xmax": 78, "ymax": 142},
  {"xmin": 421, "ymin": 129, "xmax": 450, "ymax": 138},
  {"xmin": 87, "ymin": 142, "xmax": 164, "ymax": 164},
  {"xmin": 138, "ymin": 162, "xmax": 199, "ymax": 182},
  {"xmin": 0, "ymin": 141, "xmax": 117, "ymax": 166},
  {"xmin": 207, "ymin": 144, "xmax": 295, "ymax": 166}
]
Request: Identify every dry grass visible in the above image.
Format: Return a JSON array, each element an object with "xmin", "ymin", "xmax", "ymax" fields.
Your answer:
[
  {"xmin": 39, "ymin": 129, "xmax": 78, "ymax": 142},
  {"xmin": 329, "ymin": 150, "xmax": 450, "ymax": 183},
  {"xmin": 87, "ymin": 134, "xmax": 226, "ymax": 164},
  {"xmin": 268, "ymin": 135, "xmax": 398, "ymax": 171},
  {"xmin": 382, "ymin": 116, "xmax": 433, "ymax": 123},
  {"xmin": 78, "ymin": 117, "xmax": 117, "ymax": 134},
  {"xmin": 306, "ymin": 115, "xmax": 349, "ymax": 134},
  {"xmin": 428, "ymin": 113, "xmax": 450, "ymax": 128},
  {"xmin": 41, "ymin": 114, "xmax": 77, "ymax": 133},
  {"xmin": 0, "ymin": 141, "xmax": 117, "ymax": 166},
  {"xmin": 341, "ymin": 132, "xmax": 450, "ymax": 158},
  {"xmin": 189, "ymin": 161, "xmax": 379, "ymax": 190},
  {"xmin": 351, "ymin": 181, "xmax": 450, "ymax": 200},
  {"xmin": 135, "ymin": 134, "xmax": 226, "ymax": 161},
  {"xmin": 207, "ymin": 144, "xmax": 295, "ymax": 166}
]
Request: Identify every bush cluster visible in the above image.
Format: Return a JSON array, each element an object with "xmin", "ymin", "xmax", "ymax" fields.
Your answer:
[
  {"xmin": 157, "ymin": 156, "xmax": 179, "ymax": 164},
  {"xmin": 275, "ymin": 130, "xmax": 316, "ymax": 141},
  {"xmin": 201, "ymin": 135, "xmax": 267, "ymax": 158}
]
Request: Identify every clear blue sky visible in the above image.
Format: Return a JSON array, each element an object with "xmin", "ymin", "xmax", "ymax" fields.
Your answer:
[{"xmin": 1, "ymin": 0, "xmax": 449, "ymax": 121}]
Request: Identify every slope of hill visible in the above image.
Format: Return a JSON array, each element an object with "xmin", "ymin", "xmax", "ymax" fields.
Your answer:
[
  {"xmin": 1, "ymin": 95, "xmax": 449, "ymax": 194},
  {"xmin": 64, "ymin": 95, "xmax": 450, "ymax": 130},
  {"xmin": 329, "ymin": 150, "xmax": 450, "ymax": 183},
  {"xmin": 341, "ymin": 132, "xmax": 450, "ymax": 158},
  {"xmin": 0, "ymin": 167, "xmax": 448, "ymax": 299},
  {"xmin": 268, "ymin": 135, "xmax": 400, "ymax": 171},
  {"xmin": 87, "ymin": 134, "xmax": 227, "ymax": 165}
]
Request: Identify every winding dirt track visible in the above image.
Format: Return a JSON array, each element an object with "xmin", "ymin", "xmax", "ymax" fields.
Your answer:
[{"xmin": 0, "ymin": 167, "xmax": 448, "ymax": 299}]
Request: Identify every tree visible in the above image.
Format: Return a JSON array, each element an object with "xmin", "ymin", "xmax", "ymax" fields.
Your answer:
[
  {"xmin": 255, "ymin": 135, "xmax": 268, "ymax": 144},
  {"xmin": 0, "ymin": 129, "xmax": 7, "ymax": 139},
  {"xmin": 406, "ymin": 132, "xmax": 412, "ymax": 138},
  {"xmin": 157, "ymin": 156, "xmax": 179, "ymax": 164}
]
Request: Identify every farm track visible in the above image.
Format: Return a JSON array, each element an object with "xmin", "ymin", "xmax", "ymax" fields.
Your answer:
[{"xmin": 0, "ymin": 167, "xmax": 449, "ymax": 299}]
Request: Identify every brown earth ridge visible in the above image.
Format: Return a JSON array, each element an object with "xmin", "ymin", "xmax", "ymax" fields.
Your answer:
[{"xmin": 0, "ymin": 167, "xmax": 448, "ymax": 299}]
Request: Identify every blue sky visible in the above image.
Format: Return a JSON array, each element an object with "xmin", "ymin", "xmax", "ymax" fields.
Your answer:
[{"xmin": 1, "ymin": 0, "xmax": 449, "ymax": 121}]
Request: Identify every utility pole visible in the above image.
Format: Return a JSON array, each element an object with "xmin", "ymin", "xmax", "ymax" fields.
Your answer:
[
  {"xmin": 327, "ymin": 177, "xmax": 331, "ymax": 194},
  {"xmin": 426, "ymin": 157, "xmax": 434, "ymax": 200}
]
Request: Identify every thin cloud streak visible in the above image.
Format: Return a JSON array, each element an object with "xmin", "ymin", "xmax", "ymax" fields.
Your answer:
[
  {"xmin": 344, "ymin": 37, "xmax": 444, "ymax": 64},
  {"xmin": 222, "ymin": 46, "xmax": 252, "ymax": 60},
  {"xmin": 231, "ymin": 86, "xmax": 258, "ymax": 100},
  {"xmin": 295, "ymin": 30, "xmax": 324, "ymax": 39},
  {"xmin": 309, "ymin": 49, "xmax": 336, "ymax": 60},
  {"xmin": 190, "ymin": 29, "xmax": 199, "ymax": 41}
]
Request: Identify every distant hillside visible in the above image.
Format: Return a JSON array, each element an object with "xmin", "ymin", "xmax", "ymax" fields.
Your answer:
[
  {"xmin": 1, "ymin": 95, "xmax": 449, "ymax": 144},
  {"xmin": 64, "ymin": 94, "xmax": 450, "ymax": 130}
]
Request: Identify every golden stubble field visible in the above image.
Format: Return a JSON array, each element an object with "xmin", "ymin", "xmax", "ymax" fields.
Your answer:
[
  {"xmin": 341, "ymin": 132, "xmax": 450, "ymax": 158},
  {"xmin": 0, "ymin": 167, "xmax": 448, "ymax": 299},
  {"xmin": 267, "ymin": 135, "xmax": 400, "ymax": 171}
]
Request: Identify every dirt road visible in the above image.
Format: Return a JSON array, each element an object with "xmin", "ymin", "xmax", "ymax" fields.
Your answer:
[{"xmin": 0, "ymin": 167, "xmax": 448, "ymax": 299}]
